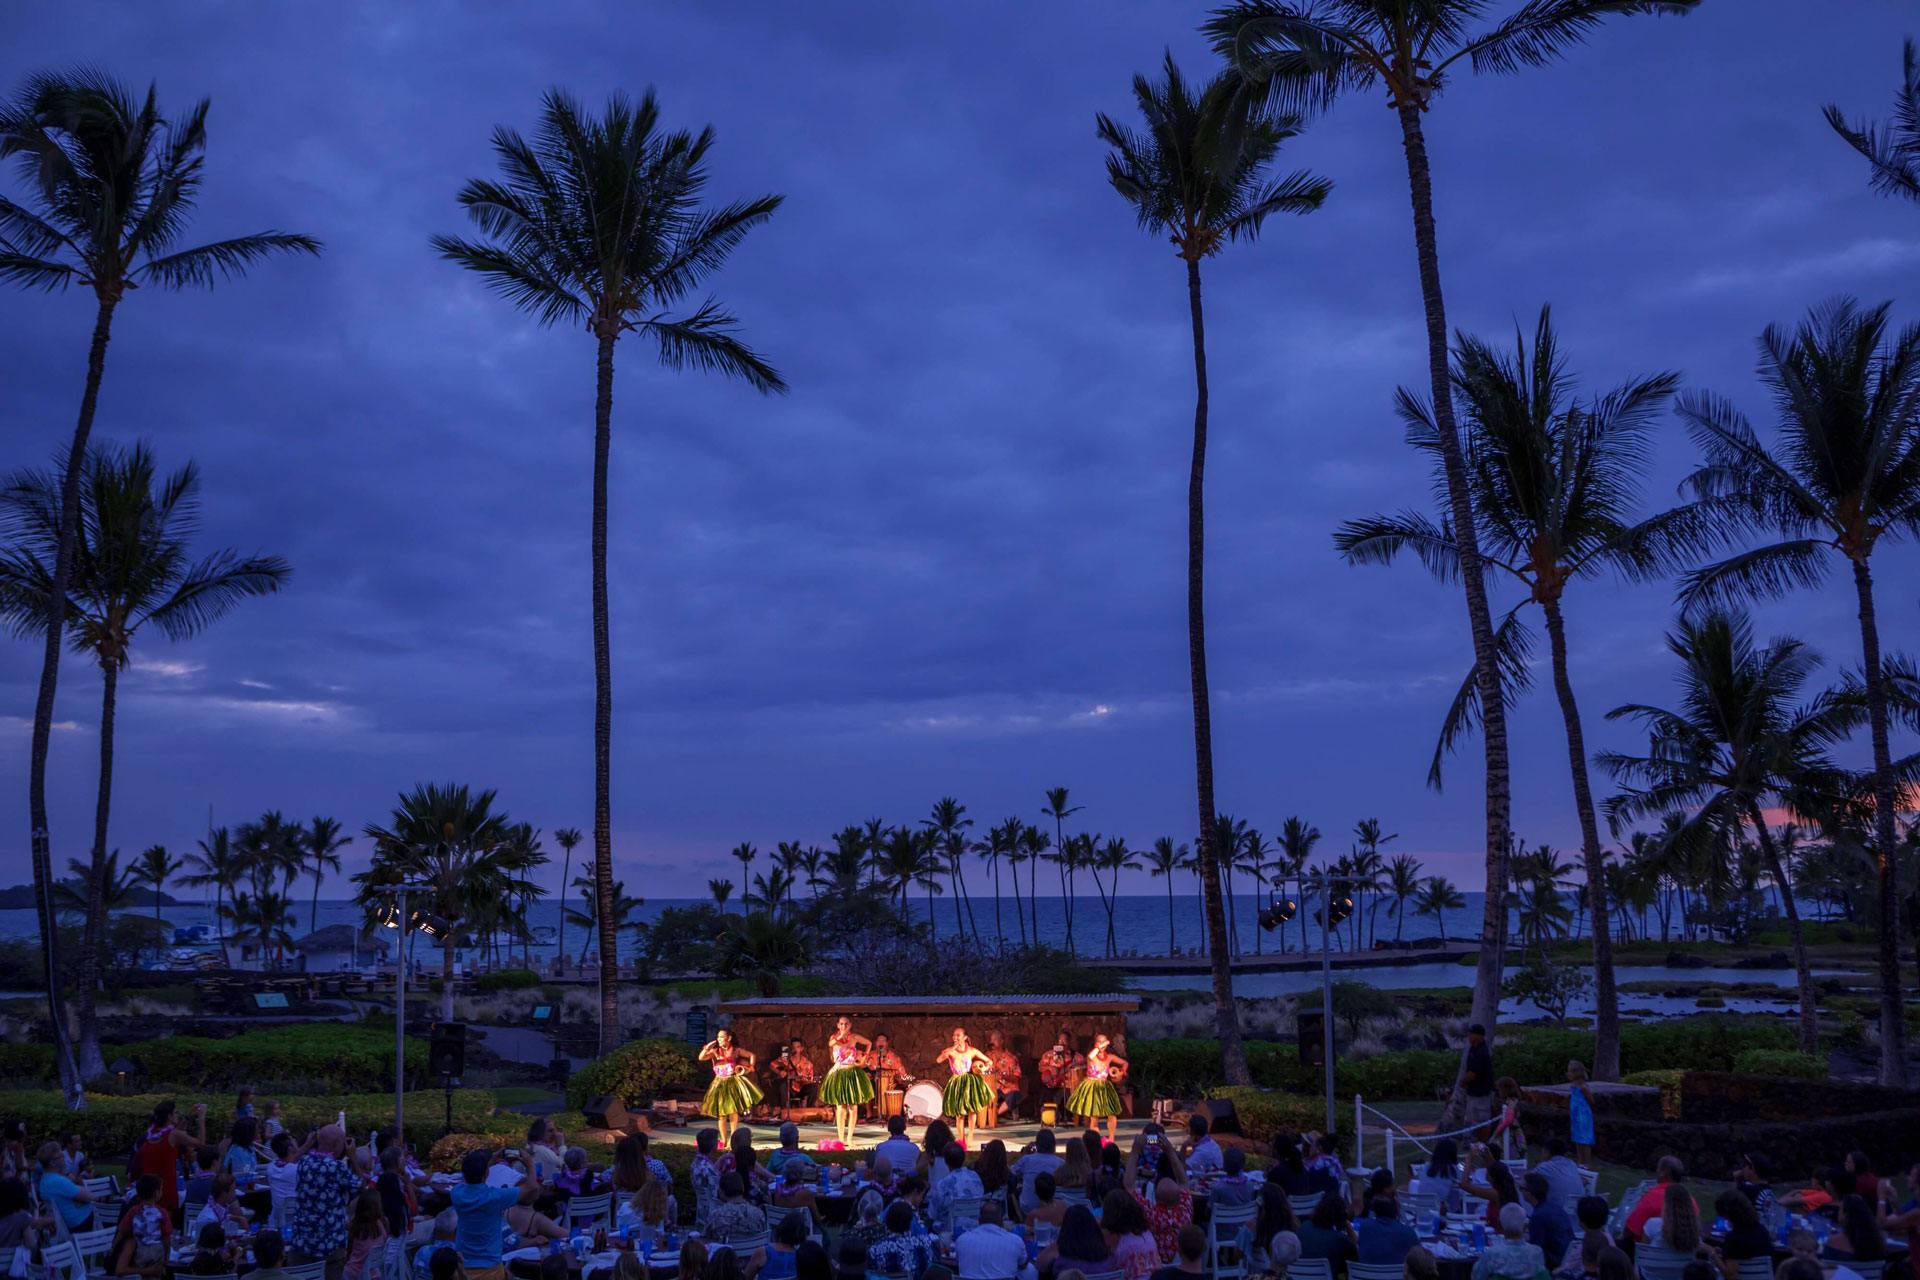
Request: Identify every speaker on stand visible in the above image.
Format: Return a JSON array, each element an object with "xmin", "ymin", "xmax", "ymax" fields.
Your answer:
[{"xmin": 429, "ymin": 1022, "xmax": 466, "ymax": 1136}]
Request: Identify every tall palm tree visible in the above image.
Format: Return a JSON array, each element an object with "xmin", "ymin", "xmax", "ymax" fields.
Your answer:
[
  {"xmin": 1600, "ymin": 611, "xmax": 1862, "ymax": 1055},
  {"xmin": 1019, "ymin": 825, "xmax": 1050, "ymax": 945},
  {"xmin": 1145, "ymin": 837, "xmax": 1188, "ymax": 955},
  {"xmin": 1384, "ymin": 853, "xmax": 1424, "ymax": 942},
  {"xmin": 1098, "ymin": 837, "xmax": 1138, "ymax": 956},
  {"xmin": 0, "ymin": 71, "xmax": 317, "ymax": 1098},
  {"xmin": 1416, "ymin": 875, "xmax": 1466, "ymax": 942},
  {"xmin": 980, "ymin": 819, "xmax": 1021, "ymax": 949},
  {"xmin": 552, "ymin": 826, "xmax": 582, "ymax": 967},
  {"xmin": 298, "ymin": 817, "xmax": 350, "ymax": 935},
  {"xmin": 1276, "ymin": 816, "xmax": 1321, "ymax": 955},
  {"xmin": 730, "ymin": 843, "xmax": 758, "ymax": 904},
  {"xmin": 923, "ymin": 798, "xmax": 976, "ymax": 941},
  {"xmin": 1334, "ymin": 310, "xmax": 1680, "ymax": 1079},
  {"xmin": 1242, "ymin": 827, "xmax": 1271, "ymax": 955},
  {"xmin": 1041, "ymin": 788, "xmax": 1082, "ymax": 952},
  {"xmin": 1208, "ymin": 0, "xmax": 1700, "ymax": 1074},
  {"xmin": 222, "ymin": 888, "xmax": 296, "ymax": 971},
  {"xmin": 1213, "ymin": 813, "xmax": 1250, "ymax": 955},
  {"xmin": 181, "ymin": 826, "xmax": 241, "ymax": 966},
  {"xmin": 1826, "ymin": 40, "xmax": 1920, "ymax": 206},
  {"xmin": 436, "ymin": 88, "xmax": 783, "ymax": 1055},
  {"xmin": 566, "ymin": 872, "xmax": 642, "ymax": 964},
  {"xmin": 1669, "ymin": 298, "xmax": 1920, "ymax": 1084},
  {"xmin": 1100, "ymin": 54, "xmax": 1328, "ymax": 1083},
  {"xmin": 708, "ymin": 878, "xmax": 733, "ymax": 909},
  {"xmin": 130, "ymin": 843, "xmax": 179, "ymax": 958},
  {"xmin": 0, "ymin": 437, "xmax": 287, "ymax": 1081},
  {"xmin": 359, "ymin": 782, "xmax": 514, "ymax": 1020}
]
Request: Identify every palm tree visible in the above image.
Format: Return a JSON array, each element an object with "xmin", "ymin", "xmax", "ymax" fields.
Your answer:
[
  {"xmin": 1041, "ymin": 788, "xmax": 1083, "ymax": 952},
  {"xmin": 436, "ymin": 88, "xmax": 783, "ymax": 1056},
  {"xmin": 717, "ymin": 910, "xmax": 811, "ymax": 997},
  {"xmin": 1334, "ymin": 310, "xmax": 1680, "ymax": 1079},
  {"xmin": 552, "ymin": 826, "xmax": 582, "ymax": 967},
  {"xmin": 0, "ymin": 71, "xmax": 317, "ymax": 1098},
  {"xmin": 1384, "ymin": 853, "xmax": 1424, "ymax": 942},
  {"xmin": 1212, "ymin": 813, "xmax": 1250, "ymax": 955},
  {"xmin": 1097, "ymin": 837, "xmax": 1139, "ymax": 956},
  {"xmin": 566, "ymin": 872, "xmax": 642, "ymax": 964},
  {"xmin": 1416, "ymin": 875, "xmax": 1466, "ymax": 942},
  {"xmin": 1350, "ymin": 819, "xmax": 1396, "ymax": 949},
  {"xmin": 0, "ymin": 442, "xmax": 289, "ymax": 1078},
  {"xmin": 1601, "ymin": 611, "xmax": 1861, "ymax": 1054},
  {"xmin": 359, "ymin": 782, "xmax": 514, "ymax": 1020},
  {"xmin": 730, "ymin": 843, "xmax": 758, "ymax": 903},
  {"xmin": 979, "ymin": 819, "xmax": 1020, "ymax": 949},
  {"xmin": 1669, "ymin": 298, "xmax": 1920, "ymax": 1083},
  {"xmin": 130, "ymin": 843, "xmax": 178, "ymax": 958},
  {"xmin": 1144, "ymin": 837, "xmax": 1188, "ymax": 955},
  {"xmin": 1276, "ymin": 816, "xmax": 1321, "ymax": 955},
  {"xmin": 181, "ymin": 827, "xmax": 241, "ymax": 966},
  {"xmin": 219, "ymin": 889, "xmax": 296, "ymax": 970},
  {"xmin": 1209, "ymin": 0, "xmax": 1700, "ymax": 1070},
  {"xmin": 297, "ymin": 817, "xmax": 350, "ymax": 935},
  {"xmin": 708, "ymin": 878, "xmax": 733, "ymax": 910},
  {"xmin": 923, "ymin": 798, "xmax": 976, "ymax": 941},
  {"xmin": 1019, "ymin": 825, "xmax": 1050, "ymax": 945},
  {"xmin": 1826, "ymin": 41, "xmax": 1920, "ymax": 206},
  {"xmin": 1099, "ymin": 54, "xmax": 1328, "ymax": 1082},
  {"xmin": 54, "ymin": 851, "xmax": 134, "ymax": 920},
  {"xmin": 1242, "ymin": 827, "xmax": 1271, "ymax": 955}
]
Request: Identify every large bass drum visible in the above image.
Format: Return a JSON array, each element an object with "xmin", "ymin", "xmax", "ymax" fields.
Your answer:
[{"xmin": 903, "ymin": 1081, "xmax": 945, "ymax": 1123}]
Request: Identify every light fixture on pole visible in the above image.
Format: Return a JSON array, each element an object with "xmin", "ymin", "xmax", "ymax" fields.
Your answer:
[
  {"xmin": 1291, "ymin": 871, "xmax": 1354, "ymax": 1134},
  {"xmin": 375, "ymin": 880, "xmax": 436, "ymax": 1142}
]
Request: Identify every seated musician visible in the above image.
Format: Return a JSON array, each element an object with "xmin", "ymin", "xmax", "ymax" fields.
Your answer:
[
  {"xmin": 865, "ymin": 1034, "xmax": 908, "ymax": 1121},
  {"xmin": 1037, "ymin": 1032, "xmax": 1080, "ymax": 1108},
  {"xmin": 769, "ymin": 1040, "xmax": 818, "ymax": 1115},
  {"xmin": 986, "ymin": 1031, "xmax": 1025, "ymax": 1124}
]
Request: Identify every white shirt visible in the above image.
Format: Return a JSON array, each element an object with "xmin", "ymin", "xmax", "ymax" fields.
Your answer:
[
  {"xmin": 1012, "ymin": 1154, "xmax": 1064, "ymax": 1214},
  {"xmin": 267, "ymin": 1159, "xmax": 300, "ymax": 1211},
  {"xmin": 956, "ymin": 1223, "xmax": 1032, "ymax": 1280},
  {"xmin": 1185, "ymin": 1138, "xmax": 1224, "ymax": 1178},
  {"xmin": 874, "ymin": 1137, "xmax": 921, "ymax": 1173}
]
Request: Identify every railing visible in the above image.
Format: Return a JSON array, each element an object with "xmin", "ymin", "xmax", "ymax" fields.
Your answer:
[{"xmin": 1351, "ymin": 1094, "xmax": 1501, "ymax": 1179}]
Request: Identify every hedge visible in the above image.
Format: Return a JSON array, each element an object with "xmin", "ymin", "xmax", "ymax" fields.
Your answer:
[
  {"xmin": 1729, "ymin": 1049, "xmax": 1824, "ymax": 1081},
  {"xmin": 474, "ymin": 969, "xmax": 542, "ymax": 993},
  {"xmin": 1127, "ymin": 1016, "xmax": 1799, "ymax": 1103},
  {"xmin": 567, "ymin": 1038, "xmax": 701, "ymax": 1111},
  {"xmin": 1203, "ymin": 1086, "xmax": 1326, "ymax": 1143},
  {"xmin": 0, "ymin": 1088, "xmax": 500, "ymax": 1157},
  {"xmin": 0, "ymin": 1025, "xmax": 431, "ymax": 1093}
]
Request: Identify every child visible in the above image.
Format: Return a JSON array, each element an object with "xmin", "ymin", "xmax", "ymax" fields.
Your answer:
[
  {"xmin": 110, "ymin": 1176, "xmax": 171, "ymax": 1279},
  {"xmin": 1564, "ymin": 1061, "xmax": 1595, "ymax": 1167},
  {"xmin": 61, "ymin": 1133, "xmax": 90, "ymax": 1180},
  {"xmin": 266, "ymin": 1132, "xmax": 300, "ymax": 1231},
  {"xmin": 187, "ymin": 1224, "xmax": 234, "ymax": 1276},
  {"xmin": 1490, "ymin": 1078, "xmax": 1527, "ymax": 1160},
  {"xmin": 193, "ymin": 1171, "xmax": 251, "ymax": 1235},
  {"xmin": 261, "ymin": 1100, "xmax": 285, "ymax": 1142},
  {"xmin": 235, "ymin": 1089, "xmax": 256, "ymax": 1120},
  {"xmin": 344, "ymin": 1185, "xmax": 390, "ymax": 1280}
]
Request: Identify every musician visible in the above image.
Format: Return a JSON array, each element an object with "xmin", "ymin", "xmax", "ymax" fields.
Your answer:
[
  {"xmin": 933, "ymin": 1028, "xmax": 995, "ymax": 1148},
  {"xmin": 1066, "ymin": 1032, "xmax": 1127, "ymax": 1142},
  {"xmin": 769, "ymin": 1038, "xmax": 818, "ymax": 1117},
  {"xmin": 865, "ymin": 1033, "xmax": 908, "ymax": 1123},
  {"xmin": 1037, "ymin": 1032, "xmax": 1081, "ymax": 1110},
  {"xmin": 984, "ymin": 1030, "xmax": 1024, "ymax": 1126}
]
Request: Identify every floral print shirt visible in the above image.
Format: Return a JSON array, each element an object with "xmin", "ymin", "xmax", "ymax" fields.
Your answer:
[{"xmin": 286, "ymin": 1152, "xmax": 361, "ymax": 1259}]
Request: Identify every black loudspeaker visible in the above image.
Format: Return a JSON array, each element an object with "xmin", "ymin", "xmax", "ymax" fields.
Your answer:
[
  {"xmin": 584, "ymin": 1095, "xmax": 630, "ymax": 1131},
  {"xmin": 428, "ymin": 1022, "xmax": 466, "ymax": 1078},
  {"xmin": 1196, "ymin": 1097, "xmax": 1241, "ymax": 1135},
  {"xmin": 1298, "ymin": 1012, "xmax": 1325, "ymax": 1068}
]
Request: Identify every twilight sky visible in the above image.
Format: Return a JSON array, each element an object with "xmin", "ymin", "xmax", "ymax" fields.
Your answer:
[{"xmin": 3, "ymin": 1, "xmax": 1918, "ymax": 900}]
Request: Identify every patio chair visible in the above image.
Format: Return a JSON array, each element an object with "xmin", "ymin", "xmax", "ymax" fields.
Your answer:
[
  {"xmin": 1205, "ymin": 1202, "xmax": 1258, "ymax": 1280},
  {"xmin": 1285, "ymin": 1259, "xmax": 1333, "ymax": 1280},
  {"xmin": 1636, "ymin": 1245, "xmax": 1693, "ymax": 1280},
  {"xmin": 1349, "ymin": 1264, "xmax": 1409, "ymax": 1280},
  {"xmin": 565, "ymin": 1192, "xmax": 614, "ymax": 1230}
]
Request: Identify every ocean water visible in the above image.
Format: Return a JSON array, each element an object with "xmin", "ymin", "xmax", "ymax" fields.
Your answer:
[{"xmin": 0, "ymin": 887, "xmax": 1729, "ymax": 966}]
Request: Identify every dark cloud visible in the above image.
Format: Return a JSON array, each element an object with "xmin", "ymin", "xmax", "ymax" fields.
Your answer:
[{"xmin": 2, "ymin": 1, "xmax": 1916, "ymax": 893}]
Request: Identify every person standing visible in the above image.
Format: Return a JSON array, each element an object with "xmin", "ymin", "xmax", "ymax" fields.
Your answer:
[
  {"xmin": 821, "ymin": 1018, "xmax": 876, "ymax": 1147},
  {"xmin": 699, "ymin": 1030, "xmax": 763, "ymax": 1147},
  {"xmin": 286, "ymin": 1125, "xmax": 364, "ymax": 1280},
  {"xmin": 935, "ymin": 1029, "xmax": 995, "ymax": 1149},
  {"xmin": 1066, "ymin": 1034, "xmax": 1127, "ymax": 1144},
  {"xmin": 1565, "ymin": 1061, "xmax": 1595, "ymax": 1166},
  {"xmin": 984, "ymin": 1032, "xmax": 1023, "ymax": 1128},
  {"xmin": 450, "ymin": 1149, "xmax": 539, "ymax": 1280},
  {"xmin": 131, "ymin": 1101, "xmax": 208, "ymax": 1221},
  {"xmin": 1460, "ymin": 1026, "xmax": 1495, "ymax": 1131}
]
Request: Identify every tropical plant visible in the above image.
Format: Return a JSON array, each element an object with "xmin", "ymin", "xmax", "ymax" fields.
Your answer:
[
  {"xmin": 1207, "ymin": 0, "xmax": 1701, "ymax": 1091},
  {"xmin": 923, "ymin": 797, "xmax": 977, "ymax": 941},
  {"xmin": 220, "ymin": 888, "xmax": 296, "ymax": 969},
  {"xmin": 180, "ymin": 827, "xmax": 241, "ymax": 967},
  {"xmin": 1825, "ymin": 40, "xmax": 1920, "ymax": 206},
  {"xmin": 357, "ymin": 782, "xmax": 514, "ymax": 1020},
  {"xmin": 53, "ymin": 851, "xmax": 134, "ymax": 920},
  {"xmin": 1601, "ymin": 610, "xmax": 1863, "ymax": 1054},
  {"xmin": 1099, "ymin": 52, "xmax": 1329, "ymax": 1084},
  {"xmin": 1041, "ymin": 787, "xmax": 1083, "ymax": 952},
  {"xmin": 707, "ymin": 878, "xmax": 733, "ymax": 909},
  {"xmin": 0, "ymin": 69, "xmax": 317, "ymax": 1098},
  {"xmin": 1144, "ymin": 836, "xmax": 1189, "ymax": 955},
  {"xmin": 1334, "ymin": 309, "xmax": 1682, "ymax": 1078},
  {"xmin": 436, "ymin": 88, "xmax": 783, "ymax": 1055},
  {"xmin": 551, "ymin": 826, "xmax": 581, "ymax": 966},
  {"xmin": 1667, "ymin": 298, "xmax": 1920, "ymax": 1083},
  {"xmin": 129, "ymin": 843, "xmax": 179, "ymax": 958},
  {"xmin": 1416, "ymin": 875, "xmax": 1465, "ymax": 942},
  {"xmin": 1275, "ymin": 816, "xmax": 1321, "ymax": 955},
  {"xmin": 716, "ymin": 909, "xmax": 811, "ymax": 996},
  {"xmin": 299, "ymin": 817, "xmax": 349, "ymax": 935},
  {"xmin": 1383, "ymin": 853, "xmax": 1424, "ymax": 942},
  {"xmin": 564, "ymin": 872, "xmax": 641, "ymax": 964},
  {"xmin": 1096, "ymin": 836, "xmax": 1138, "ymax": 957}
]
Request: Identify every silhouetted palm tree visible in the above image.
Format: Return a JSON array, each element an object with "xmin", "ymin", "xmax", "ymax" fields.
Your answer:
[
  {"xmin": 130, "ymin": 843, "xmax": 179, "ymax": 959},
  {"xmin": 1276, "ymin": 816, "xmax": 1321, "ymax": 955},
  {"xmin": 1335, "ymin": 309, "xmax": 1681, "ymax": 1079},
  {"xmin": 1207, "ymin": 0, "xmax": 1700, "ymax": 1072},
  {"xmin": 436, "ymin": 88, "xmax": 783, "ymax": 1054},
  {"xmin": 552, "ymin": 826, "xmax": 582, "ymax": 966},
  {"xmin": 301, "ymin": 817, "xmax": 349, "ymax": 935},
  {"xmin": 1417, "ymin": 875, "xmax": 1466, "ymax": 942},
  {"xmin": 1384, "ymin": 854, "xmax": 1424, "ymax": 942},
  {"xmin": 0, "ymin": 442, "xmax": 288, "ymax": 1076},
  {"xmin": 1145, "ymin": 837, "xmax": 1189, "ymax": 955},
  {"xmin": 1826, "ymin": 41, "xmax": 1920, "ymax": 205},
  {"xmin": 1099, "ymin": 53, "xmax": 1329, "ymax": 1084},
  {"xmin": 1042, "ymin": 787, "xmax": 1082, "ymax": 951},
  {"xmin": 1601, "ymin": 611, "xmax": 1862, "ymax": 1054},
  {"xmin": 1669, "ymin": 298, "xmax": 1920, "ymax": 1084},
  {"xmin": 0, "ymin": 70, "xmax": 316, "ymax": 1095}
]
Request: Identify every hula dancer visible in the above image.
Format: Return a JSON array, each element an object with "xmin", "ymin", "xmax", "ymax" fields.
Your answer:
[
  {"xmin": 934, "ymin": 1028, "xmax": 994, "ymax": 1148},
  {"xmin": 819, "ymin": 1017, "xmax": 875, "ymax": 1146},
  {"xmin": 699, "ymin": 1029, "xmax": 762, "ymax": 1145},
  {"xmin": 1068, "ymin": 1033, "xmax": 1127, "ymax": 1142}
]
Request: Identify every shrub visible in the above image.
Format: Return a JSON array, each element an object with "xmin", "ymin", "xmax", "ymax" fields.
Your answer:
[
  {"xmin": 1204, "ymin": 1086, "xmax": 1325, "ymax": 1144},
  {"xmin": 1731, "ymin": 1049, "xmax": 1823, "ymax": 1080},
  {"xmin": 474, "ymin": 969, "xmax": 541, "ymax": 993},
  {"xmin": 567, "ymin": 1038, "xmax": 700, "ymax": 1111},
  {"xmin": 427, "ymin": 1131, "xmax": 502, "ymax": 1171},
  {"xmin": 1620, "ymin": 1069, "xmax": 1684, "ymax": 1119},
  {"xmin": 120, "ymin": 1024, "xmax": 429, "ymax": 1093}
]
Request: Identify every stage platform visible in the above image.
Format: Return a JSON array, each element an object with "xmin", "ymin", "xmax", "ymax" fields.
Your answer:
[{"xmin": 638, "ymin": 1115, "xmax": 1156, "ymax": 1151}]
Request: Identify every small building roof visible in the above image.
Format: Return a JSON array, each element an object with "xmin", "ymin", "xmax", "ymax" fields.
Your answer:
[{"xmin": 292, "ymin": 924, "xmax": 385, "ymax": 953}]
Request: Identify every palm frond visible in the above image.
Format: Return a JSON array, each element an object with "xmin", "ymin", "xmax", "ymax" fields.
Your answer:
[
  {"xmin": 133, "ymin": 231, "xmax": 322, "ymax": 290},
  {"xmin": 1678, "ymin": 539, "xmax": 1830, "ymax": 615},
  {"xmin": 1449, "ymin": 0, "xmax": 1702, "ymax": 78},
  {"xmin": 1427, "ymin": 606, "xmax": 1537, "ymax": 791},
  {"xmin": 1823, "ymin": 40, "xmax": 1920, "ymax": 206},
  {"xmin": 639, "ymin": 300, "xmax": 786, "ymax": 394}
]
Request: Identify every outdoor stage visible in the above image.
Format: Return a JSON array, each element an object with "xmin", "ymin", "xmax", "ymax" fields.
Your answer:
[{"xmin": 641, "ymin": 1115, "xmax": 1156, "ymax": 1151}]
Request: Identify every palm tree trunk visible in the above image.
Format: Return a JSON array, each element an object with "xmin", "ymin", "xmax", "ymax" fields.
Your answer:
[
  {"xmin": 1183, "ymin": 255, "xmax": 1249, "ymax": 1086},
  {"xmin": 1744, "ymin": 801, "xmax": 1817, "ymax": 1054},
  {"xmin": 1540, "ymin": 599, "xmax": 1621, "ymax": 1081},
  {"xmin": 1396, "ymin": 105, "xmax": 1512, "ymax": 1122},
  {"xmin": 27, "ymin": 297, "xmax": 119, "ymax": 1106},
  {"xmin": 991, "ymin": 858, "xmax": 1004, "ymax": 949},
  {"xmin": 441, "ymin": 936, "xmax": 455, "ymax": 1021},
  {"xmin": 591, "ymin": 326, "xmax": 620, "ymax": 1053},
  {"xmin": 76, "ymin": 661, "xmax": 120, "ymax": 1081},
  {"xmin": 1166, "ymin": 878, "xmax": 1176, "ymax": 956},
  {"xmin": 556, "ymin": 850, "xmax": 571, "ymax": 975},
  {"xmin": 1850, "ymin": 559, "xmax": 1907, "ymax": 1085}
]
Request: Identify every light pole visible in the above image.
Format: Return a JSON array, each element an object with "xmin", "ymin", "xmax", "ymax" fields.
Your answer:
[
  {"xmin": 378, "ymin": 881, "xmax": 434, "ymax": 1140},
  {"xmin": 1261, "ymin": 871, "xmax": 1352, "ymax": 1134}
]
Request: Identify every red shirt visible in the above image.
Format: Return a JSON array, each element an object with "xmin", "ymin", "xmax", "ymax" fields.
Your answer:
[
  {"xmin": 1626, "ymin": 1184, "xmax": 1697, "ymax": 1243},
  {"xmin": 1133, "ymin": 1188, "xmax": 1194, "ymax": 1262}
]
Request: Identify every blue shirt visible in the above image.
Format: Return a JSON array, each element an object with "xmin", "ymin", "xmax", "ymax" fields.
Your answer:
[
  {"xmin": 451, "ymin": 1182, "xmax": 521, "ymax": 1267},
  {"xmin": 37, "ymin": 1172, "xmax": 90, "ymax": 1229},
  {"xmin": 224, "ymin": 1147, "xmax": 259, "ymax": 1181},
  {"xmin": 1356, "ymin": 1216, "xmax": 1418, "ymax": 1266},
  {"xmin": 414, "ymin": 1240, "xmax": 455, "ymax": 1280},
  {"xmin": 1528, "ymin": 1201, "xmax": 1575, "ymax": 1267}
]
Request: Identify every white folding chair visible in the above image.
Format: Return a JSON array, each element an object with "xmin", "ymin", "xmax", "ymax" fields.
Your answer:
[
  {"xmin": 39, "ymin": 1241, "xmax": 85, "ymax": 1280},
  {"xmin": 566, "ymin": 1191, "xmax": 615, "ymax": 1230},
  {"xmin": 83, "ymin": 1176, "xmax": 119, "ymax": 1200},
  {"xmin": 1735, "ymin": 1260, "xmax": 1773, "ymax": 1280},
  {"xmin": 1078, "ymin": 1271, "xmax": 1124, "ymax": 1280},
  {"xmin": 726, "ymin": 1232, "xmax": 771, "ymax": 1254},
  {"xmin": 1289, "ymin": 1194, "xmax": 1328, "ymax": 1217},
  {"xmin": 1285, "ymin": 1259, "xmax": 1334, "ymax": 1280},
  {"xmin": 948, "ymin": 1196, "xmax": 983, "ymax": 1232},
  {"xmin": 1057, "ymin": 1188, "xmax": 1090, "ymax": 1209},
  {"xmin": 68, "ymin": 1226, "xmax": 118, "ymax": 1274},
  {"xmin": 1637, "ymin": 1245, "xmax": 1693, "ymax": 1280},
  {"xmin": 1206, "ymin": 1202, "xmax": 1258, "ymax": 1280},
  {"xmin": 285, "ymin": 1262, "xmax": 329, "ymax": 1280},
  {"xmin": 1400, "ymin": 1191, "xmax": 1438, "ymax": 1226},
  {"xmin": 92, "ymin": 1198, "xmax": 122, "ymax": 1230},
  {"xmin": 1844, "ymin": 1264, "xmax": 1885, "ymax": 1280},
  {"xmin": 765, "ymin": 1203, "xmax": 815, "ymax": 1239},
  {"xmin": 1349, "ymin": 1265, "xmax": 1408, "ymax": 1280},
  {"xmin": 182, "ymin": 1199, "xmax": 208, "ymax": 1228},
  {"xmin": 1579, "ymin": 1167, "xmax": 1601, "ymax": 1194}
]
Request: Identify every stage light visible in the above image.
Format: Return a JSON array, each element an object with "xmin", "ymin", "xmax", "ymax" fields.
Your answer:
[
  {"xmin": 410, "ymin": 911, "xmax": 454, "ymax": 938},
  {"xmin": 1259, "ymin": 898, "xmax": 1298, "ymax": 931}
]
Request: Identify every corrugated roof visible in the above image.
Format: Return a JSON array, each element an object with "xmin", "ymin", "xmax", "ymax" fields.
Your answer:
[{"xmin": 718, "ymin": 994, "xmax": 1139, "ymax": 1010}]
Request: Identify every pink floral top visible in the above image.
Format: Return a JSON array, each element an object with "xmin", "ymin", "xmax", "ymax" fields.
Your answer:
[
  {"xmin": 713, "ymin": 1054, "xmax": 738, "ymax": 1079},
  {"xmin": 831, "ymin": 1041, "xmax": 860, "ymax": 1067},
  {"xmin": 1087, "ymin": 1053, "xmax": 1111, "ymax": 1081}
]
